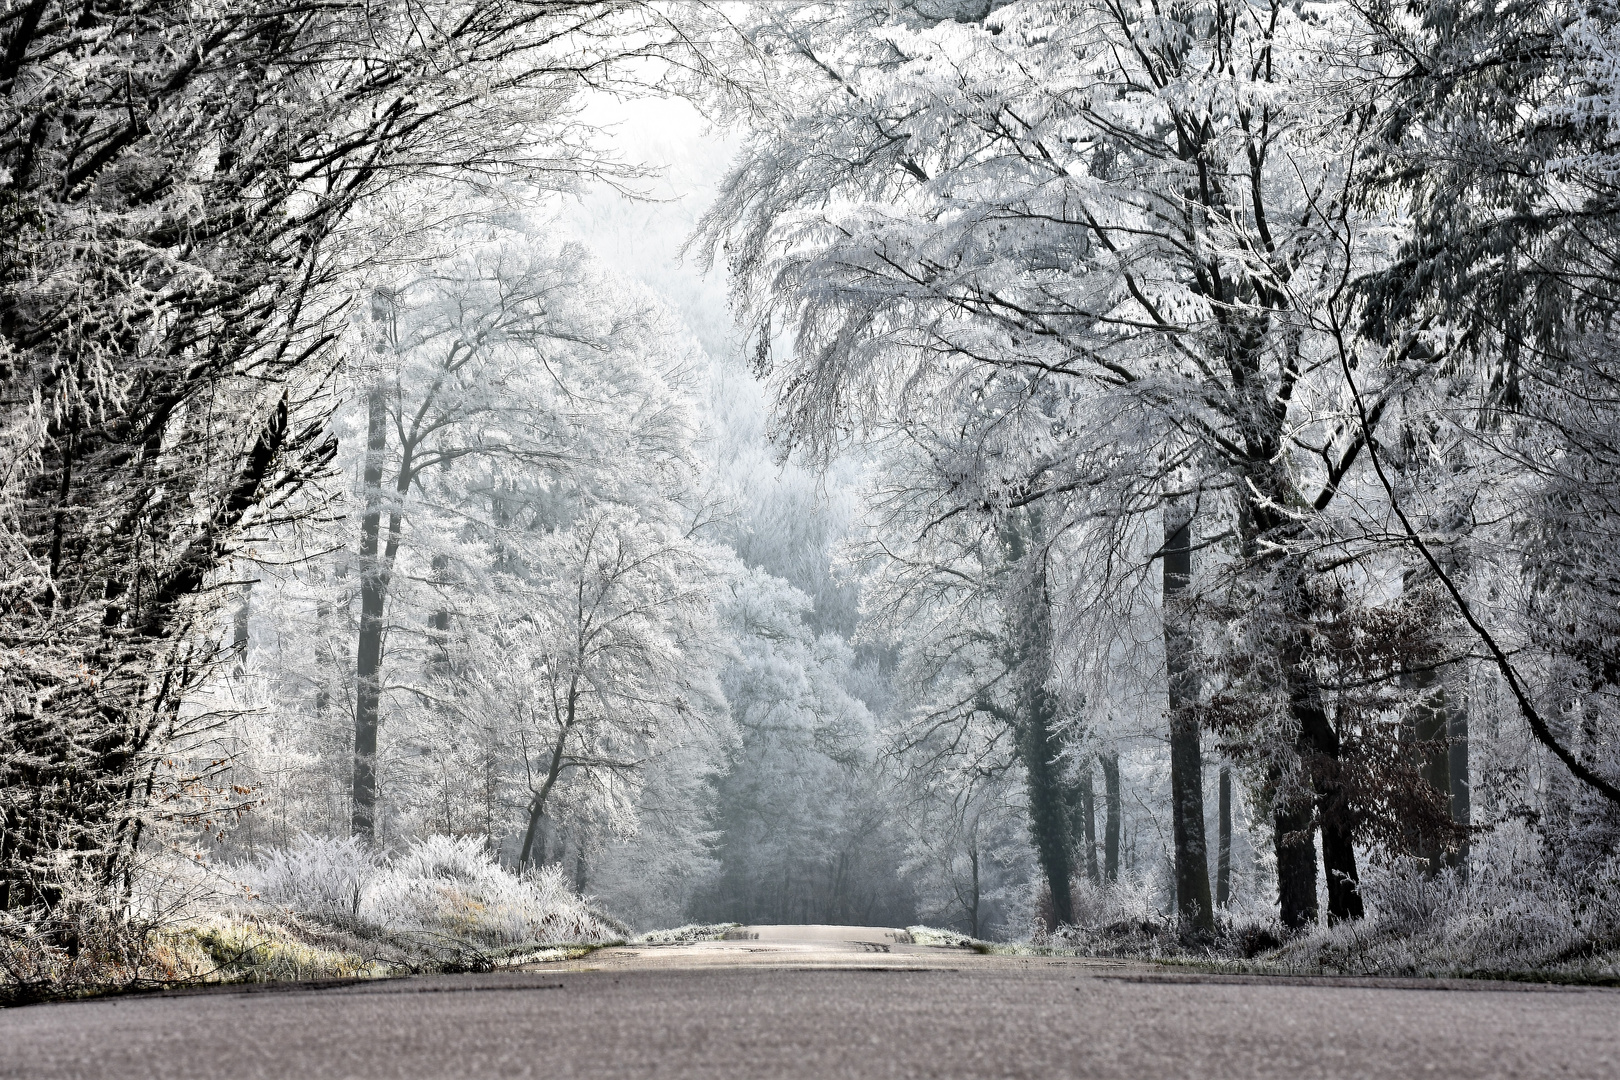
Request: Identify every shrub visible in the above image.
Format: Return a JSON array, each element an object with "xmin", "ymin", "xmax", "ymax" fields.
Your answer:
[{"xmin": 240, "ymin": 834, "xmax": 621, "ymax": 949}]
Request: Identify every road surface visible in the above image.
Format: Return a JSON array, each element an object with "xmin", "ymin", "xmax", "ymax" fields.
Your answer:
[{"xmin": 3, "ymin": 925, "xmax": 1617, "ymax": 1079}]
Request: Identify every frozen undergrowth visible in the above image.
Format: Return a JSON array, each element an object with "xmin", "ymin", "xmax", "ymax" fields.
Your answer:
[
  {"xmin": 241, "ymin": 834, "xmax": 626, "ymax": 952},
  {"xmin": 631, "ymin": 923, "xmax": 739, "ymax": 945},
  {"xmin": 907, "ymin": 926, "xmax": 992, "ymax": 952},
  {"xmin": 1244, "ymin": 856, "xmax": 1620, "ymax": 981},
  {"xmin": 958, "ymin": 857, "xmax": 1620, "ymax": 983},
  {"xmin": 1, "ymin": 855, "xmax": 384, "ymax": 1003},
  {"xmin": 1, "ymin": 835, "xmax": 627, "ymax": 1003}
]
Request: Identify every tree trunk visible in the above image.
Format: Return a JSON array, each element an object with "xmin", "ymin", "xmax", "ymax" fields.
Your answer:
[
  {"xmin": 1315, "ymin": 756, "xmax": 1364, "ymax": 923},
  {"xmin": 968, "ymin": 845, "xmax": 981, "ymax": 938},
  {"xmin": 1442, "ymin": 531, "xmax": 1472, "ymax": 876},
  {"xmin": 1024, "ymin": 699, "xmax": 1073, "ymax": 930},
  {"xmin": 1102, "ymin": 751, "xmax": 1121, "ymax": 883},
  {"xmin": 1261, "ymin": 547, "xmax": 1363, "ymax": 928},
  {"xmin": 1164, "ymin": 506, "xmax": 1214, "ymax": 935},
  {"xmin": 352, "ymin": 378, "xmax": 389, "ymax": 843},
  {"xmin": 1400, "ymin": 561, "xmax": 1454, "ymax": 876},
  {"xmin": 1294, "ymin": 662, "xmax": 1363, "ymax": 923},
  {"xmin": 1003, "ymin": 509, "xmax": 1074, "ymax": 930},
  {"xmin": 519, "ymin": 687, "xmax": 576, "ymax": 868},
  {"xmin": 1217, "ymin": 764, "xmax": 1232, "ymax": 907},
  {"xmin": 1080, "ymin": 764, "xmax": 1100, "ymax": 885},
  {"xmin": 231, "ymin": 582, "xmax": 252, "ymax": 677},
  {"xmin": 1448, "ymin": 684, "xmax": 1471, "ymax": 876},
  {"xmin": 1274, "ymin": 639, "xmax": 1321, "ymax": 930},
  {"xmin": 519, "ymin": 799, "xmax": 551, "ymax": 868},
  {"xmin": 1438, "ymin": 455, "xmax": 1472, "ymax": 873},
  {"xmin": 1408, "ymin": 672, "xmax": 1452, "ymax": 874},
  {"xmin": 1273, "ymin": 770, "xmax": 1318, "ymax": 930},
  {"xmin": 1017, "ymin": 634, "xmax": 1069, "ymax": 932}
]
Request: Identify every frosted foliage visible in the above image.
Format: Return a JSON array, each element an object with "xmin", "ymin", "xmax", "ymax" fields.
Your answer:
[
  {"xmin": 688, "ymin": 566, "xmax": 913, "ymax": 927},
  {"xmin": 213, "ymin": 219, "xmax": 726, "ymax": 847},
  {"xmin": 687, "ymin": 0, "xmax": 1620, "ymax": 950},
  {"xmin": 245, "ymin": 836, "xmax": 618, "ymax": 946},
  {"xmin": 0, "ymin": 0, "xmax": 736, "ymax": 957},
  {"xmin": 14, "ymin": 0, "xmax": 1620, "ymax": 998},
  {"xmin": 1256, "ymin": 850, "xmax": 1620, "ymax": 979},
  {"xmin": 1064, "ymin": 874, "xmax": 1168, "ymax": 932},
  {"xmin": 248, "ymin": 838, "xmax": 378, "ymax": 924}
]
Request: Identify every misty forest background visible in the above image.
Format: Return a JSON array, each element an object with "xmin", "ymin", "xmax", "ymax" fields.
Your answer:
[{"xmin": 5, "ymin": 0, "xmax": 1620, "ymax": 992}]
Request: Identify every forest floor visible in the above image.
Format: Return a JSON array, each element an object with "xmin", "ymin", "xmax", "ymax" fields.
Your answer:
[{"xmin": 4, "ymin": 925, "xmax": 1619, "ymax": 1079}]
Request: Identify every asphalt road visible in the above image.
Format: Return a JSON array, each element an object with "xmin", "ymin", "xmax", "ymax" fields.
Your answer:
[{"xmin": 4, "ymin": 925, "xmax": 1618, "ymax": 1079}]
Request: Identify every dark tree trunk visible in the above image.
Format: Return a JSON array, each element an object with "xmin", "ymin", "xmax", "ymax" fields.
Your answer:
[
  {"xmin": 1448, "ymin": 687, "xmax": 1471, "ymax": 876},
  {"xmin": 1436, "ymin": 457, "xmax": 1472, "ymax": 872},
  {"xmin": 1163, "ymin": 506, "xmax": 1214, "ymax": 934},
  {"xmin": 1014, "ymin": 513, "xmax": 1073, "ymax": 930},
  {"xmin": 231, "ymin": 582, "xmax": 252, "ymax": 677},
  {"xmin": 1022, "ymin": 688, "xmax": 1073, "ymax": 929},
  {"xmin": 352, "ymin": 380, "xmax": 388, "ymax": 842},
  {"xmin": 1102, "ymin": 751, "xmax": 1121, "ymax": 883},
  {"xmin": 967, "ymin": 845, "xmax": 981, "ymax": 938},
  {"xmin": 519, "ymin": 685, "xmax": 576, "ymax": 868},
  {"xmin": 1400, "ymin": 564, "xmax": 1457, "ymax": 875},
  {"xmin": 1273, "ymin": 774, "xmax": 1318, "ymax": 930},
  {"xmin": 1274, "ymin": 628, "xmax": 1322, "ymax": 930},
  {"xmin": 1217, "ymin": 764, "xmax": 1232, "ymax": 907},
  {"xmin": 1408, "ymin": 671, "xmax": 1452, "ymax": 874},
  {"xmin": 1442, "ymin": 537, "xmax": 1472, "ymax": 875},
  {"xmin": 1079, "ymin": 764, "xmax": 1100, "ymax": 884},
  {"xmin": 519, "ymin": 800, "xmax": 551, "ymax": 869},
  {"xmin": 997, "ymin": 509, "xmax": 1075, "ymax": 929},
  {"xmin": 1293, "ymin": 662, "xmax": 1363, "ymax": 924},
  {"xmin": 1250, "ymin": 531, "xmax": 1363, "ymax": 929}
]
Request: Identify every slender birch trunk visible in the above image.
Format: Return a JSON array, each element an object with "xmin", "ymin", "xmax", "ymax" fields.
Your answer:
[{"xmin": 352, "ymin": 377, "xmax": 389, "ymax": 842}]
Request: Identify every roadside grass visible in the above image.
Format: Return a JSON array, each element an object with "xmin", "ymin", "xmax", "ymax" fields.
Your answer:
[
  {"xmin": 905, "ymin": 927, "xmax": 994, "ymax": 954},
  {"xmin": 908, "ymin": 921, "xmax": 1620, "ymax": 984},
  {"xmin": 631, "ymin": 923, "xmax": 740, "ymax": 946},
  {"xmin": 911, "ymin": 855, "xmax": 1620, "ymax": 985},
  {"xmin": 172, "ymin": 917, "xmax": 379, "ymax": 983},
  {"xmin": 17, "ymin": 842, "xmax": 1620, "ymax": 1002},
  {"xmin": 1, "ymin": 836, "xmax": 626, "ymax": 1005}
]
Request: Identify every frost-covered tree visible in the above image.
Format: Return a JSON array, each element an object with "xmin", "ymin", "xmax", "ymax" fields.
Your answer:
[
  {"xmin": 689, "ymin": 566, "xmax": 911, "ymax": 927},
  {"xmin": 699, "ymin": 0, "xmax": 1404, "ymax": 929},
  {"xmin": 898, "ymin": 764, "xmax": 1031, "ymax": 939},
  {"xmin": 0, "ymin": 0, "xmax": 729, "ymax": 938},
  {"xmin": 1328, "ymin": 0, "xmax": 1620, "ymax": 881},
  {"xmin": 452, "ymin": 505, "xmax": 728, "ymax": 873},
  {"xmin": 223, "ymin": 222, "xmax": 727, "ymax": 859},
  {"xmin": 340, "ymin": 226, "xmax": 708, "ymax": 840}
]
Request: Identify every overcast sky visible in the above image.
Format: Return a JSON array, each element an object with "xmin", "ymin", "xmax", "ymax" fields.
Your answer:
[{"xmin": 563, "ymin": 93, "xmax": 741, "ymax": 369}]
